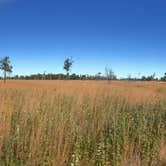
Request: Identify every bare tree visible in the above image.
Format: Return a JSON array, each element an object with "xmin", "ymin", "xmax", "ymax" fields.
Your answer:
[
  {"xmin": 127, "ymin": 74, "xmax": 131, "ymax": 81},
  {"xmin": 42, "ymin": 71, "xmax": 46, "ymax": 80},
  {"xmin": 105, "ymin": 67, "xmax": 115, "ymax": 83}
]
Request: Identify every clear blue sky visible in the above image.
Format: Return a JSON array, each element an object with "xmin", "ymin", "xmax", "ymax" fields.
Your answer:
[{"xmin": 0, "ymin": 0, "xmax": 166, "ymax": 78}]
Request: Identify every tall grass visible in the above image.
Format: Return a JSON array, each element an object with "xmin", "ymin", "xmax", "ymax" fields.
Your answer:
[{"xmin": 0, "ymin": 89, "xmax": 165, "ymax": 166}]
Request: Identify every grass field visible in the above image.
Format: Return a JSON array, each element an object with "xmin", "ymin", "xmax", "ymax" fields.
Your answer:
[{"xmin": 0, "ymin": 80, "xmax": 165, "ymax": 166}]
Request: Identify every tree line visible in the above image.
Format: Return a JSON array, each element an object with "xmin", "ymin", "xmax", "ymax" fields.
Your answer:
[{"xmin": 0, "ymin": 56, "xmax": 166, "ymax": 82}]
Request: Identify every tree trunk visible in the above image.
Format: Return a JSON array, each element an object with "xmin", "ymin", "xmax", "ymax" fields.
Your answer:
[
  {"xmin": 67, "ymin": 72, "xmax": 69, "ymax": 80},
  {"xmin": 4, "ymin": 71, "xmax": 6, "ymax": 84}
]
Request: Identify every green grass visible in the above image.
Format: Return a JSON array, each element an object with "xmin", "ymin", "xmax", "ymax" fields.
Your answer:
[{"xmin": 0, "ymin": 89, "xmax": 165, "ymax": 166}]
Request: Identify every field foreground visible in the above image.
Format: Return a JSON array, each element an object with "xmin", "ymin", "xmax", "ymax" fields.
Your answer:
[{"xmin": 0, "ymin": 80, "xmax": 165, "ymax": 166}]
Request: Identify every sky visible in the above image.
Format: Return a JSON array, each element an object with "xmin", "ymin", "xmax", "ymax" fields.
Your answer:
[{"xmin": 0, "ymin": 0, "xmax": 166, "ymax": 78}]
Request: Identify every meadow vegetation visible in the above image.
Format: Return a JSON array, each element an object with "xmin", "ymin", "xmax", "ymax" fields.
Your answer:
[{"xmin": 0, "ymin": 80, "xmax": 165, "ymax": 166}]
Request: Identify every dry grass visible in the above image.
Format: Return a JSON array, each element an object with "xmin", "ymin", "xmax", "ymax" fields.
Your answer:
[
  {"xmin": 0, "ymin": 80, "xmax": 166, "ymax": 101},
  {"xmin": 0, "ymin": 80, "xmax": 165, "ymax": 166}
]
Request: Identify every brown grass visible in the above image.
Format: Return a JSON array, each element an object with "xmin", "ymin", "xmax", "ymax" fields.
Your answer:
[
  {"xmin": 0, "ymin": 80, "xmax": 165, "ymax": 166},
  {"xmin": 0, "ymin": 80, "xmax": 166, "ymax": 100}
]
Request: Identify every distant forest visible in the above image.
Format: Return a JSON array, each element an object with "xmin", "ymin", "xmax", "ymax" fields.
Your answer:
[
  {"xmin": 1, "ymin": 72, "xmax": 166, "ymax": 81},
  {"xmin": 0, "ymin": 56, "xmax": 166, "ymax": 81}
]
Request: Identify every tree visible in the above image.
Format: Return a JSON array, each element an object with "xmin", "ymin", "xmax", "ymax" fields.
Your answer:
[
  {"xmin": 42, "ymin": 71, "xmax": 46, "ymax": 80},
  {"xmin": 0, "ymin": 56, "xmax": 13, "ymax": 83},
  {"xmin": 160, "ymin": 73, "xmax": 166, "ymax": 81},
  {"xmin": 127, "ymin": 74, "xmax": 132, "ymax": 81},
  {"xmin": 63, "ymin": 57, "xmax": 74, "ymax": 79},
  {"xmin": 96, "ymin": 72, "xmax": 102, "ymax": 80},
  {"xmin": 141, "ymin": 73, "xmax": 156, "ymax": 81},
  {"xmin": 105, "ymin": 67, "xmax": 115, "ymax": 83}
]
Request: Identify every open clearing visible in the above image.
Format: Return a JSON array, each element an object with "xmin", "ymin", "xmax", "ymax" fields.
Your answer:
[
  {"xmin": 0, "ymin": 80, "xmax": 165, "ymax": 166},
  {"xmin": 0, "ymin": 80, "xmax": 166, "ymax": 102}
]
